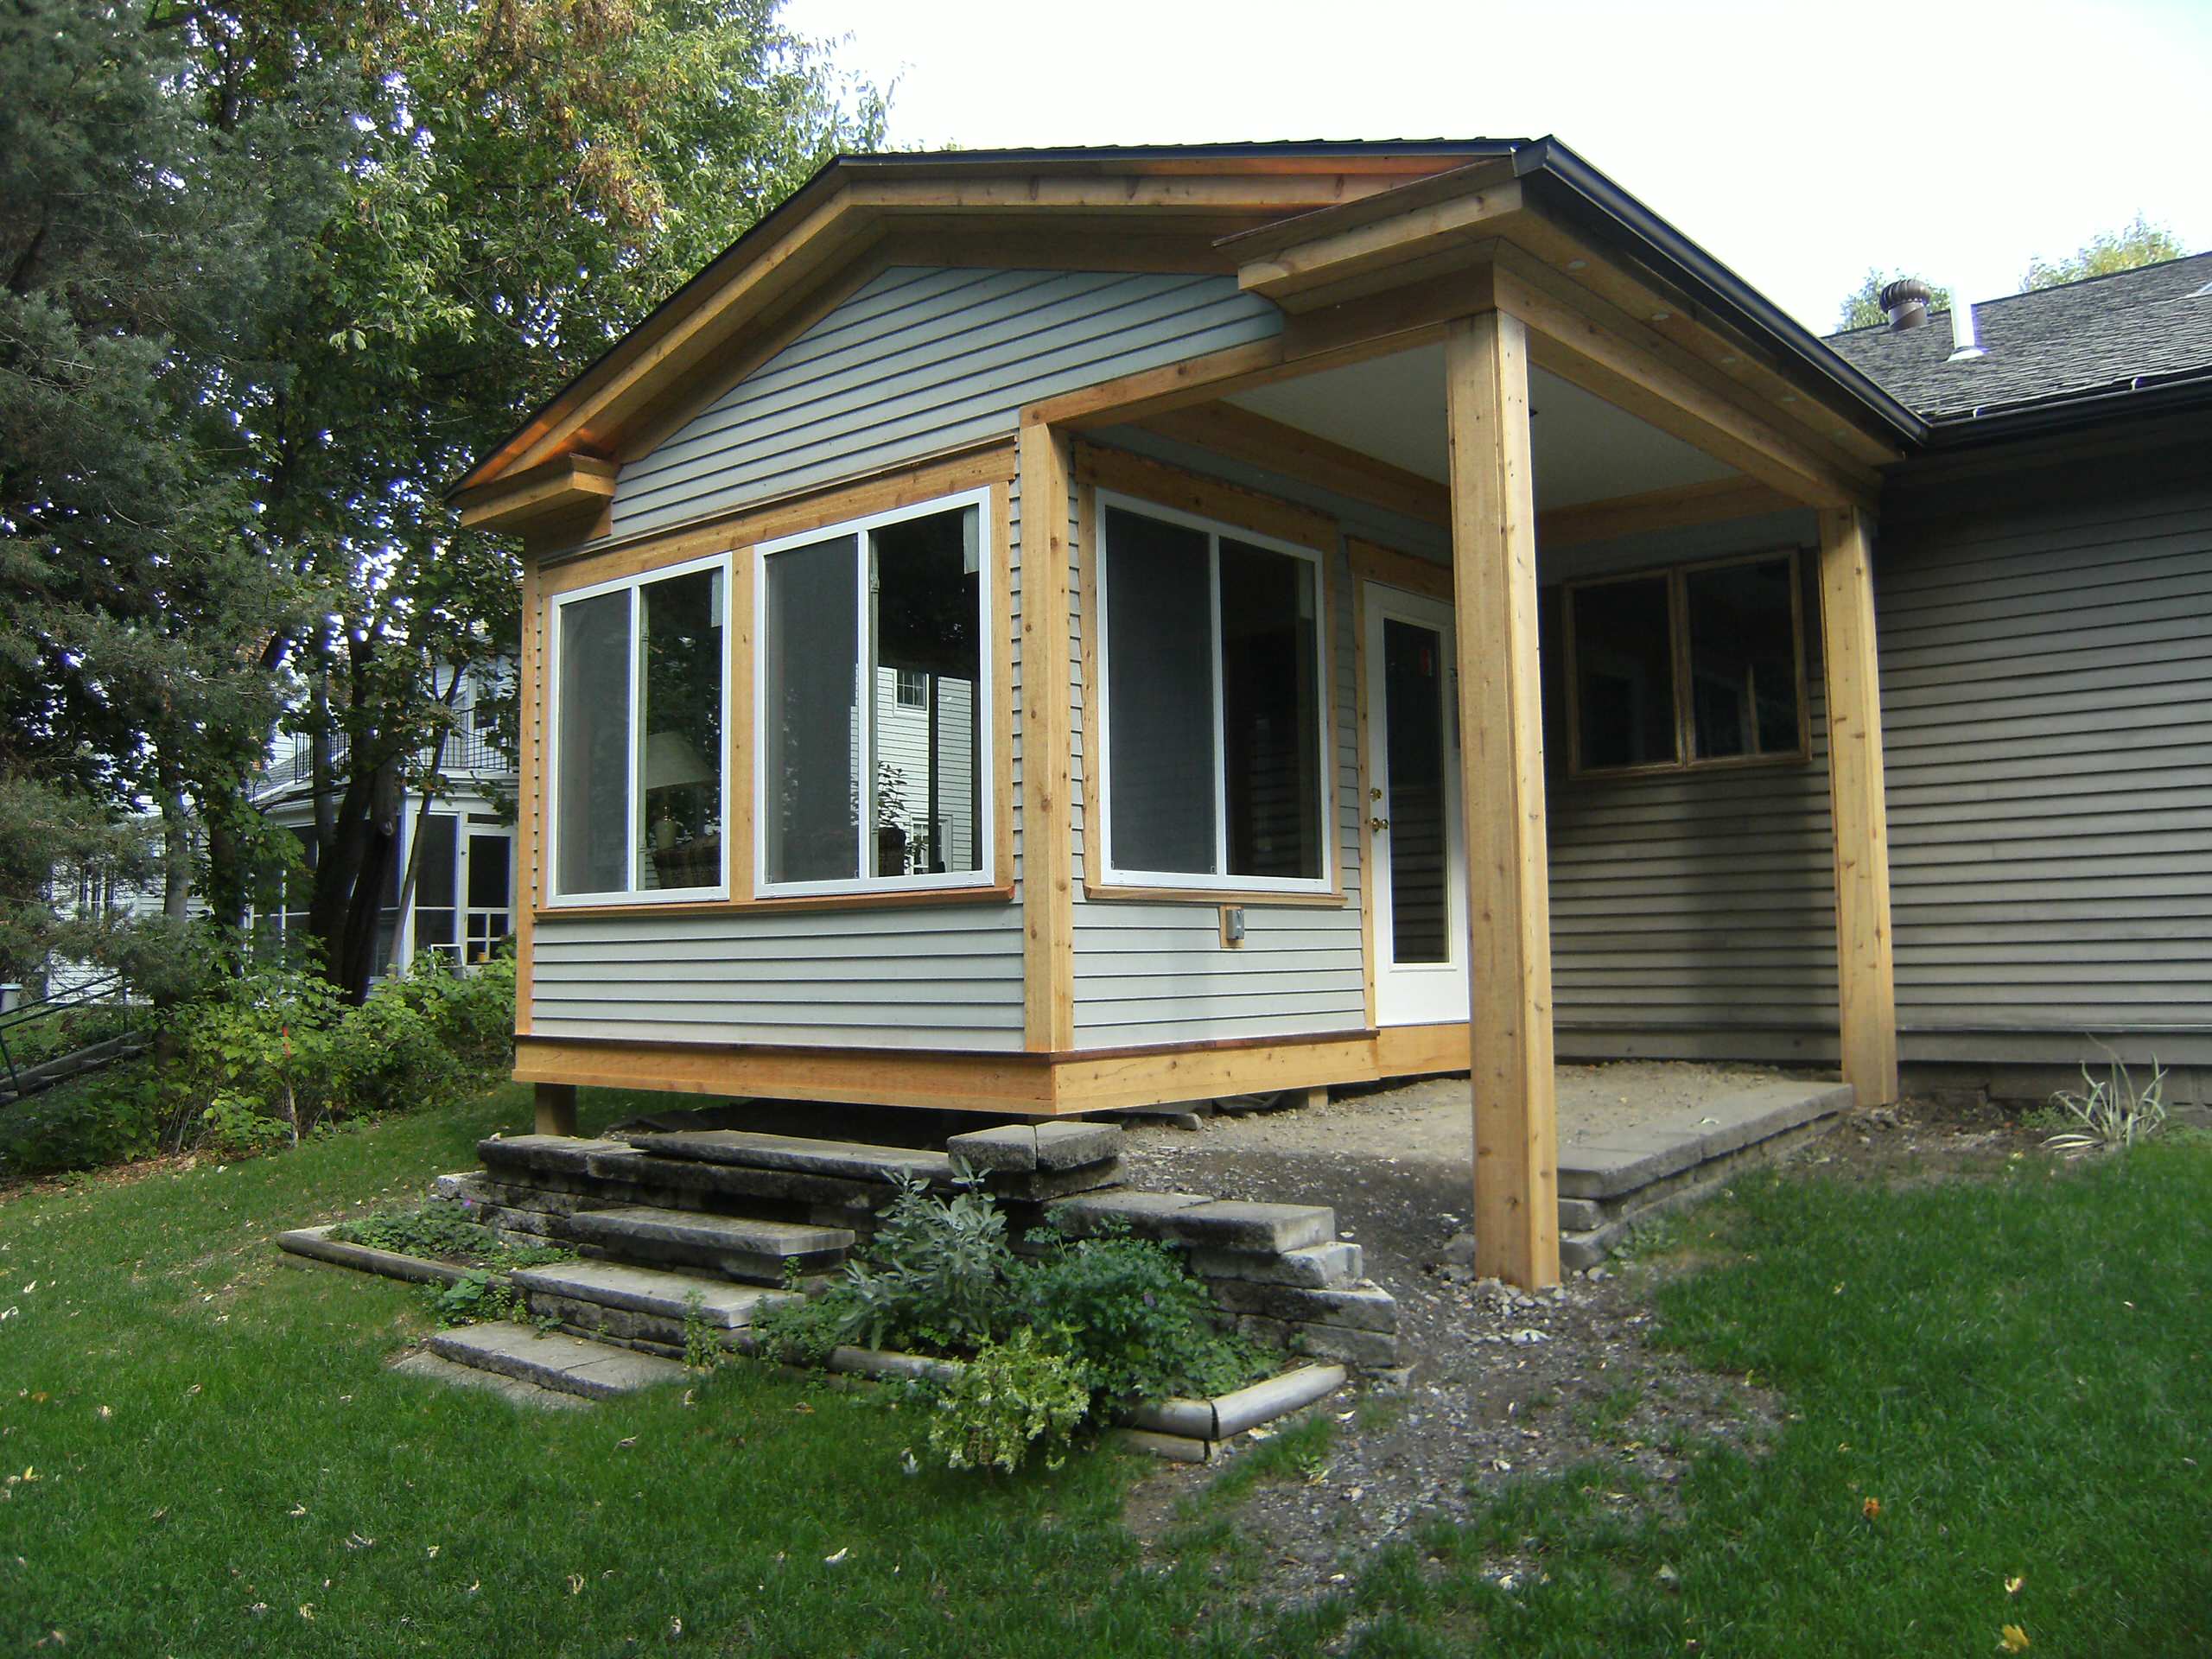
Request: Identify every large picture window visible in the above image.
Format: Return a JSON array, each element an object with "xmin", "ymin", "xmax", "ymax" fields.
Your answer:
[
  {"xmin": 1095, "ymin": 496, "xmax": 1330, "ymax": 893},
  {"xmin": 755, "ymin": 491, "xmax": 991, "ymax": 895},
  {"xmin": 549, "ymin": 554, "xmax": 728, "ymax": 901},
  {"xmin": 1565, "ymin": 550, "xmax": 1807, "ymax": 776}
]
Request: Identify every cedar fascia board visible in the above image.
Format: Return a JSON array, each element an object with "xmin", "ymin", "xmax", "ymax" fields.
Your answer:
[
  {"xmin": 448, "ymin": 148, "xmax": 1510, "ymax": 502},
  {"xmin": 453, "ymin": 454, "xmax": 618, "ymax": 532}
]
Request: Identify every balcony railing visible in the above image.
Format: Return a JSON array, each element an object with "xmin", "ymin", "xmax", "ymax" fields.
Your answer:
[{"xmin": 265, "ymin": 724, "xmax": 512, "ymax": 791}]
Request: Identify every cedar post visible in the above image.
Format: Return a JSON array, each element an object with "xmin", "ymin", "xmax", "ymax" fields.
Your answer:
[
  {"xmin": 1445, "ymin": 310, "xmax": 1560, "ymax": 1291},
  {"xmin": 1817, "ymin": 507, "xmax": 1901, "ymax": 1106},
  {"xmin": 534, "ymin": 1082, "xmax": 578, "ymax": 1138},
  {"xmin": 1018, "ymin": 417, "xmax": 1078, "ymax": 1057}
]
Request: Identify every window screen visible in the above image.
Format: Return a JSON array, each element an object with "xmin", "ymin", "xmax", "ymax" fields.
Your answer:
[
  {"xmin": 1685, "ymin": 558, "xmax": 1800, "ymax": 760},
  {"xmin": 1571, "ymin": 576, "xmax": 1675, "ymax": 771},
  {"xmin": 1219, "ymin": 537, "xmax": 1322, "ymax": 880},
  {"xmin": 762, "ymin": 535, "xmax": 861, "ymax": 885},
  {"xmin": 1103, "ymin": 506, "xmax": 1217, "ymax": 874},
  {"xmin": 554, "ymin": 588, "xmax": 632, "ymax": 895}
]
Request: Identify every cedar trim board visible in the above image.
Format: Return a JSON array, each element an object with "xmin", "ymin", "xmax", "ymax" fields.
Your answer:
[
  {"xmin": 456, "ymin": 155, "xmax": 1487, "ymax": 495},
  {"xmin": 512, "ymin": 1022, "xmax": 1481, "ymax": 1116}
]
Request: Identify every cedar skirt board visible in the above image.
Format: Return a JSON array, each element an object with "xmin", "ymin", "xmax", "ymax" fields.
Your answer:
[{"xmin": 513, "ymin": 1025, "xmax": 1476, "ymax": 1117}]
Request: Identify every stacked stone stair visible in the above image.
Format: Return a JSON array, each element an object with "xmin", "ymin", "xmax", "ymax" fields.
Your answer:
[{"xmin": 396, "ymin": 1115, "xmax": 1400, "ymax": 1397}]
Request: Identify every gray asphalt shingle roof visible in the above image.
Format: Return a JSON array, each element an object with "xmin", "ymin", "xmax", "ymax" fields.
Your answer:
[{"xmin": 1824, "ymin": 253, "xmax": 2212, "ymax": 422}]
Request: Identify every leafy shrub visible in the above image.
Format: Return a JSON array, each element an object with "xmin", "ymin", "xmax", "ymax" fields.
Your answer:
[
  {"xmin": 425, "ymin": 1268, "xmax": 520, "ymax": 1326},
  {"xmin": 199, "ymin": 1090, "xmax": 294, "ymax": 1157},
  {"xmin": 925, "ymin": 1328, "xmax": 1089, "ymax": 1474},
  {"xmin": 332, "ymin": 1200, "xmax": 570, "ymax": 1270},
  {"xmin": 1015, "ymin": 1227, "xmax": 1273, "ymax": 1407},
  {"xmin": 0, "ymin": 1063, "xmax": 166, "ymax": 1179},
  {"xmin": 168, "ymin": 965, "xmax": 346, "ymax": 1145},
  {"xmin": 760, "ymin": 1172, "xmax": 1015, "ymax": 1357}
]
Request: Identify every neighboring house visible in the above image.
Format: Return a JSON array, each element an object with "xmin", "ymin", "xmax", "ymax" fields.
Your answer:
[
  {"xmin": 448, "ymin": 138, "xmax": 2210, "ymax": 1286},
  {"xmin": 247, "ymin": 672, "xmax": 521, "ymax": 972}
]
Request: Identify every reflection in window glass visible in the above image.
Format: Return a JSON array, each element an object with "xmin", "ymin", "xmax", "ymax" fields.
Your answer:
[
  {"xmin": 1103, "ymin": 507, "xmax": 1217, "ymax": 874},
  {"xmin": 555, "ymin": 588, "xmax": 632, "ymax": 895},
  {"xmin": 1685, "ymin": 558, "xmax": 1800, "ymax": 760},
  {"xmin": 763, "ymin": 536, "xmax": 861, "ymax": 885},
  {"xmin": 872, "ymin": 506, "xmax": 982, "ymax": 877},
  {"xmin": 638, "ymin": 568, "xmax": 725, "ymax": 890},
  {"xmin": 1219, "ymin": 537, "xmax": 1321, "ymax": 880},
  {"xmin": 1572, "ymin": 576, "xmax": 1675, "ymax": 771}
]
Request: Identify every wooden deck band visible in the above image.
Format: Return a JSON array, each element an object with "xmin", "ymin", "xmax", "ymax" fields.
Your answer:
[{"xmin": 513, "ymin": 1024, "xmax": 1476, "ymax": 1117}]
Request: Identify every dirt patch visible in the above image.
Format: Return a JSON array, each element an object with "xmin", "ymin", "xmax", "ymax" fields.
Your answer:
[{"xmin": 1108, "ymin": 1070, "xmax": 2016, "ymax": 1607}]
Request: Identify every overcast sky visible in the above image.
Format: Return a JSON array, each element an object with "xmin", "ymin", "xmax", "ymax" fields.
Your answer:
[{"xmin": 780, "ymin": 0, "xmax": 2212, "ymax": 334}]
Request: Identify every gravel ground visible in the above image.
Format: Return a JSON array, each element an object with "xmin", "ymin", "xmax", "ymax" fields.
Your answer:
[{"xmin": 1109, "ymin": 1064, "xmax": 1945, "ymax": 1606}]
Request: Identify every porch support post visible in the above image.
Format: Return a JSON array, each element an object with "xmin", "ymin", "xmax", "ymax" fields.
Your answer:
[
  {"xmin": 534, "ymin": 1082, "xmax": 578, "ymax": 1137},
  {"xmin": 1445, "ymin": 310, "xmax": 1560, "ymax": 1291},
  {"xmin": 1018, "ymin": 416, "xmax": 1077, "ymax": 1056},
  {"xmin": 1816, "ymin": 507, "xmax": 1900, "ymax": 1106}
]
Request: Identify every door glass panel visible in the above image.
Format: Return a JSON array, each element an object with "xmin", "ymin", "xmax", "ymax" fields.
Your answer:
[{"xmin": 1382, "ymin": 618, "xmax": 1449, "ymax": 964}]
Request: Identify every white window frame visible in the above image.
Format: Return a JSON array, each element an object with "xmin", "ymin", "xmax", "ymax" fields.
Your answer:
[
  {"xmin": 752, "ymin": 487, "xmax": 995, "ymax": 899},
  {"xmin": 1092, "ymin": 489, "xmax": 1335, "ymax": 896},
  {"xmin": 543, "ymin": 550, "xmax": 733, "ymax": 907}
]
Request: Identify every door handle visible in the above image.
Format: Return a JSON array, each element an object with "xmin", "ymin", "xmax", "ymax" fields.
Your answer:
[{"xmin": 1369, "ymin": 816, "xmax": 1389, "ymax": 834}]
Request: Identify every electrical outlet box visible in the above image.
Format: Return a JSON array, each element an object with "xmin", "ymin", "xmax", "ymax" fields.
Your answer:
[{"xmin": 1219, "ymin": 906, "xmax": 1247, "ymax": 948}]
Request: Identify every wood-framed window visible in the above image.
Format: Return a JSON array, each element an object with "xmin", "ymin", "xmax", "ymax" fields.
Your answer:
[
  {"xmin": 1091, "ymin": 490, "xmax": 1333, "ymax": 896},
  {"xmin": 752, "ymin": 487, "xmax": 994, "ymax": 898},
  {"xmin": 1563, "ymin": 548, "xmax": 1809, "ymax": 777},
  {"xmin": 545, "ymin": 552, "xmax": 731, "ymax": 905}
]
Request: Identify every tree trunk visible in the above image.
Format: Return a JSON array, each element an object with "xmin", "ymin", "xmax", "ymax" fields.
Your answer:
[
  {"xmin": 386, "ymin": 669, "xmax": 464, "ymax": 976},
  {"xmin": 159, "ymin": 779, "xmax": 193, "ymax": 923}
]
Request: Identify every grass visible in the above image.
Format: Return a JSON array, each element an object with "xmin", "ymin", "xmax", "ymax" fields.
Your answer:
[
  {"xmin": 1264, "ymin": 1140, "xmax": 2212, "ymax": 1657},
  {"xmin": 3, "ymin": 1085, "xmax": 2208, "ymax": 1656}
]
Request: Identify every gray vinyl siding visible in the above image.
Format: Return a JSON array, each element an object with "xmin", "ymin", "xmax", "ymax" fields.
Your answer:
[
  {"xmin": 610, "ymin": 267, "xmax": 1283, "ymax": 538},
  {"xmin": 1878, "ymin": 441, "xmax": 2212, "ymax": 1040},
  {"xmin": 531, "ymin": 907, "xmax": 1023, "ymax": 1051},
  {"xmin": 1068, "ymin": 446, "xmax": 1370, "ymax": 1050},
  {"xmin": 1540, "ymin": 514, "xmax": 1838, "ymax": 1044}
]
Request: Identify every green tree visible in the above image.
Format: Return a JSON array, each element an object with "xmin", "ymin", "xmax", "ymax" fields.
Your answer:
[
  {"xmin": 165, "ymin": 0, "xmax": 883, "ymax": 996},
  {"xmin": 0, "ymin": 0, "xmax": 332, "ymax": 994},
  {"xmin": 1836, "ymin": 269, "xmax": 1954, "ymax": 332},
  {"xmin": 2022, "ymin": 213, "xmax": 2188, "ymax": 290}
]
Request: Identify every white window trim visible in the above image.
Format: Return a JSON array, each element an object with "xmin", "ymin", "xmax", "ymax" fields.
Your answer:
[
  {"xmin": 544, "ymin": 550, "xmax": 734, "ymax": 906},
  {"xmin": 752, "ymin": 487, "xmax": 995, "ymax": 899},
  {"xmin": 1092, "ymin": 489, "xmax": 1336, "ymax": 896}
]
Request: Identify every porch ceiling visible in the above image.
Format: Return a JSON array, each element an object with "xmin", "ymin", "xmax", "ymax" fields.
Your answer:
[{"xmin": 1226, "ymin": 346, "xmax": 1735, "ymax": 512}]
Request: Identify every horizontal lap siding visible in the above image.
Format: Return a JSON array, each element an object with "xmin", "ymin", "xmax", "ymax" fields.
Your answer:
[
  {"xmin": 1072, "ymin": 540, "xmax": 1367, "ymax": 1049},
  {"xmin": 531, "ymin": 908, "xmax": 1024, "ymax": 1051},
  {"xmin": 611, "ymin": 268, "xmax": 1283, "ymax": 538},
  {"xmin": 1878, "ymin": 448, "xmax": 2212, "ymax": 1035},
  {"xmin": 1545, "ymin": 597, "xmax": 1840, "ymax": 1033}
]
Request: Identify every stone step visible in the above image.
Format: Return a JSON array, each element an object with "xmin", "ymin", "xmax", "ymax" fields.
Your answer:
[
  {"xmin": 510, "ymin": 1261, "xmax": 800, "ymax": 1348},
  {"xmin": 623, "ymin": 1128, "xmax": 954, "ymax": 1186},
  {"xmin": 564, "ymin": 1205, "xmax": 855, "ymax": 1284},
  {"xmin": 426, "ymin": 1322, "xmax": 688, "ymax": 1401}
]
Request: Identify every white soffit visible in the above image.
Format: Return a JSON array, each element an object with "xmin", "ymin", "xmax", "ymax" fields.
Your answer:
[{"xmin": 1225, "ymin": 344, "xmax": 1734, "ymax": 510}]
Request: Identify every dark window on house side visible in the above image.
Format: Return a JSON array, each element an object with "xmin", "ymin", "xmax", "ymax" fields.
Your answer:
[{"xmin": 1566, "ymin": 551, "xmax": 1804, "ymax": 776}]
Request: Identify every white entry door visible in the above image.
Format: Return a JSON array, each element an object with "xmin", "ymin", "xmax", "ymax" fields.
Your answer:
[{"xmin": 1363, "ymin": 584, "xmax": 1469, "ymax": 1026}]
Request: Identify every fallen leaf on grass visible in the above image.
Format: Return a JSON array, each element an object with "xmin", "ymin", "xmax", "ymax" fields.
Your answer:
[
  {"xmin": 288, "ymin": 1503, "xmax": 307, "ymax": 1518},
  {"xmin": 617, "ymin": 1437, "xmax": 638, "ymax": 1449},
  {"xmin": 823, "ymin": 1548, "xmax": 849, "ymax": 1566},
  {"xmin": 1862, "ymin": 1497, "xmax": 1882, "ymax": 1521},
  {"xmin": 2005, "ymin": 1575, "xmax": 2024, "ymax": 1595},
  {"xmin": 1999, "ymin": 1626, "xmax": 2030, "ymax": 1653}
]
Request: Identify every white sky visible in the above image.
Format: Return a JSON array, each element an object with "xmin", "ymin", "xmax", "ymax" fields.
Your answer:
[{"xmin": 781, "ymin": 0, "xmax": 2212, "ymax": 333}]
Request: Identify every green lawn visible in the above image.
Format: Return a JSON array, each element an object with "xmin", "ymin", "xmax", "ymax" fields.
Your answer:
[{"xmin": 3, "ymin": 1086, "xmax": 2208, "ymax": 1656}]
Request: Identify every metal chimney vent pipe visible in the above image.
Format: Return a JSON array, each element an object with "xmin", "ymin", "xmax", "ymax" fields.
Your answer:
[
  {"xmin": 1948, "ymin": 291, "xmax": 1986, "ymax": 361},
  {"xmin": 1879, "ymin": 277, "xmax": 1934, "ymax": 331}
]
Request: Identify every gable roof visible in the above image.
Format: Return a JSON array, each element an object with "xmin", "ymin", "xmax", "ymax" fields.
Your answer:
[{"xmin": 1827, "ymin": 253, "xmax": 2212, "ymax": 423}]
